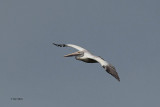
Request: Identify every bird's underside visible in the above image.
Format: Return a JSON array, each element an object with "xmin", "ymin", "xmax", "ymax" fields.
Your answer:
[
  {"xmin": 53, "ymin": 43, "xmax": 120, "ymax": 81},
  {"xmin": 77, "ymin": 58, "xmax": 98, "ymax": 63}
]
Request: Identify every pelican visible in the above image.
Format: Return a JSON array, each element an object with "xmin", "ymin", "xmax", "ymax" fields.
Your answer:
[{"xmin": 53, "ymin": 43, "xmax": 120, "ymax": 81}]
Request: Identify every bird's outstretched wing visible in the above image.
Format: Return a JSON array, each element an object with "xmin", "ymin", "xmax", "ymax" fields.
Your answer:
[
  {"xmin": 53, "ymin": 43, "xmax": 86, "ymax": 51},
  {"xmin": 93, "ymin": 56, "xmax": 120, "ymax": 81}
]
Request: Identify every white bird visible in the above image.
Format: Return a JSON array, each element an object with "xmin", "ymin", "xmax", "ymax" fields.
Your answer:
[{"xmin": 53, "ymin": 43, "xmax": 120, "ymax": 81}]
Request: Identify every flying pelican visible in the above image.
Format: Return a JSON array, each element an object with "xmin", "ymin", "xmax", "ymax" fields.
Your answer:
[{"xmin": 53, "ymin": 43, "xmax": 120, "ymax": 81}]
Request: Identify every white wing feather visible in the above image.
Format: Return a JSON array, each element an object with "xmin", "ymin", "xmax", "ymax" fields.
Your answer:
[{"xmin": 66, "ymin": 44, "xmax": 86, "ymax": 51}]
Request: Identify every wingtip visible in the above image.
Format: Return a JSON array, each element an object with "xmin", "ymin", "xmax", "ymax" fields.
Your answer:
[
  {"xmin": 114, "ymin": 74, "xmax": 120, "ymax": 82},
  {"xmin": 52, "ymin": 43, "xmax": 61, "ymax": 47},
  {"xmin": 52, "ymin": 43, "xmax": 56, "ymax": 45},
  {"xmin": 103, "ymin": 65, "xmax": 120, "ymax": 82},
  {"xmin": 52, "ymin": 43, "xmax": 66, "ymax": 47},
  {"xmin": 113, "ymin": 75, "xmax": 120, "ymax": 82},
  {"xmin": 117, "ymin": 78, "xmax": 120, "ymax": 82}
]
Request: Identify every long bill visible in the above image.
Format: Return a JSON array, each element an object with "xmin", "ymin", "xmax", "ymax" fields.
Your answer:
[{"xmin": 64, "ymin": 51, "xmax": 82, "ymax": 57}]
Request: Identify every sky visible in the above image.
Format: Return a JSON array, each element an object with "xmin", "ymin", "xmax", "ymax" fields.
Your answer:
[{"xmin": 0, "ymin": 0, "xmax": 160, "ymax": 107}]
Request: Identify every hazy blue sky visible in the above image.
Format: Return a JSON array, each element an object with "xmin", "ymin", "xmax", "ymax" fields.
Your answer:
[{"xmin": 0, "ymin": 0, "xmax": 160, "ymax": 107}]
